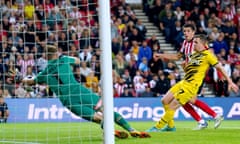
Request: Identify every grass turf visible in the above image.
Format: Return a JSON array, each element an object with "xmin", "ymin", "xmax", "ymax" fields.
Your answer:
[{"xmin": 0, "ymin": 121, "xmax": 239, "ymax": 144}]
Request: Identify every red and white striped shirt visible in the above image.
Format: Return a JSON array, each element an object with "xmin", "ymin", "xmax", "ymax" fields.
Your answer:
[
  {"xmin": 114, "ymin": 83, "xmax": 128, "ymax": 97},
  {"xmin": 180, "ymin": 39, "xmax": 194, "ymax": 63},
  {"xmin": 17, "ymin": 59, "xmax": 35, "ymax": 76}
]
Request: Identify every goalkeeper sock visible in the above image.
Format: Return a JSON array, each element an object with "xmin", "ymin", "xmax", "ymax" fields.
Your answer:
[
  {"xmin": 114, "ymin": 112, "xmax": 134, "ymax": 132},
  {"xmin": 156, "ymin": 109, "xmax": 175, "ymax": 129}
]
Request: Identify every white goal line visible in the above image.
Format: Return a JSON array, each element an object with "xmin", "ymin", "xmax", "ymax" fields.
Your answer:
[{"xmin": 0, "ymin": 140, "xmax": 42, "ymax": 144}]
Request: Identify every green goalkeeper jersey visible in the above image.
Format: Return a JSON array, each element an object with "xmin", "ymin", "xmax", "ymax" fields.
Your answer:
[{"xmin": 34, "ymin": 55, "xmax": 86, "ymax": 97}]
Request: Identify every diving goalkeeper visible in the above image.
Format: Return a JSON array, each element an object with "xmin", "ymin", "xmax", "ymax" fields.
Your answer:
[{"xmin": 22, "ymin": 45, "xmax": 150, "ymax": 139}]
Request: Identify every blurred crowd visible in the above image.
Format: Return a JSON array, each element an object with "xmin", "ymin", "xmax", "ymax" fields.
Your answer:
[{"xmin": 0, "ymin": 0, "xmax": 239, "ymax": 98}]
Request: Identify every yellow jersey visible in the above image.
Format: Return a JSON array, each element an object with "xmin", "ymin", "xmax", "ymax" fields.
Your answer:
[{"xmin": 183, "ymin": 50, "xmax": 218, "ymax": 87}]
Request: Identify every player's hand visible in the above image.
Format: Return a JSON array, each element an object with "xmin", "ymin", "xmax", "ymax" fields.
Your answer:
[{"xmin": 228, "ymin": 82, "xmax": 239, "ymax": 93}]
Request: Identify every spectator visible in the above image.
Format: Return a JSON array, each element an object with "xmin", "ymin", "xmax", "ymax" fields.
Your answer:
[
  {"xmin": 58, "ymin": 32, "xmax": 69, "ymax": 54},
  {"xmin": 120, "ymin": 87, "xmax": 134, "ymax": 97},
  {"xmin": 36, "ymin": 53, "xmax": 47, "ymax": 72},
  {"xmin": 148, "ymin": 0, "xmax": 164, "ymax": 25},
  {"xmin": 128, "ymin": 28, "xmax": 144, "ymax": 44},
  {"xmin": 159, "ymin": 10, "xmax": 176, "ymax": 43},
  {"xmin": 112, "ymin": 37, "xmax": 121, "ymax": 56},
  {"xmin": 16, "ymin": 39, "xmax": 25, "ymax": 54},
  {"xmin": 149, "ymin": 74, "xmax": 159, "ymax": 96},
  {"xmin": 79, "ymin": 48, "xmax": 92, "ymax": 62},
  {"xmin": 17, "ymin": 54, "xmax": 34, "ymax": 76},
  {"xmin": 174, "ymin": 6, "xmax": 184, "ymax": 21},
  {"xmin": 85, "ymin": 71, "xmax": 99, "ymax": 94},
  {"xmin": 0, "ymin": 56, "xmax": 7, "ymax": 81},
  {"xmin": 172, "ymin": 20, "xmax": 183, "ymax": 48},
  {"xmin": 189, "ymin": 6, "xmax": 201, "ymax": 23},
  {"xmin": 141, "ymin": 87, "xmax": 154, "ymax": 97},
  {"xmin": 121, "ymin": 69, "xmax": 133, "ymax": 89},
  {"xmin": 15, "ymin": 82, "xmax": 27, "ymax": 98},
  {"xmin": 79, "ymin": 61, "xmax": 92, "ymax": 77},
  {"xmin": 79, "ymin": 28, "xmax": 94, "ymax": 49},
  {"xmin": 147, "ymin": 34, "xmax": 160, "ymax": 50},
  {"xmin": 212, "ymin": 33, "xmax": 229, "ymax": 54},
  {"xmin": 113, "ymin": 54, "xmax": 128, "ymax": 76},
  {"xmin": 3, "ymin": 77, "xmax": 14, "ymax": 98},
  {"xmin": 24, "ymin": 65, "xmax": 35, "ymax": 79},
  {"xmin": 138, "ymin": 40, "xmax": 152, "ymax": 64},
  {"xmin": 125, "ymin": 49, "xmax": 138, "ymax": 63},
  {"xmin": 232, "ymin": 61, "xmax": 240, "ymax": 83},
  {"xmin": 148, "ymin": 54, "xmax": 164, "ymax": 75},
  {"xmin": 74, "ymin": 66, "xmax": 86, "ymax": 83},
  {"xmin": 196, "ymin": 14, "xmax": 208, "ymax": 34},
  {"xmin": 209, "ymin": 27, "xmax": 220, "ymax": 41},
  {"xmin": 155, "ymin": 73, "xmax": 170, "ymax": 96},
  {"xmin": 134, "ymin": 77, "xmax": 148, "ymax": 97},
  {"xmin": 221, "ymin": 20, "xmax": 237, "ymax": 41},
  {"xmin": 24, "ymin": 0, "xmax": 35, "ymax": 20},
  {"xmin": 138, "ymin": 57, "xmax": 149, "ymax": 72},
  {"xmin": 8, "ymin": 31, "xmax": 22, "ymax": 47},
  {"xmin": 125, "ymin": 5, "xmax": 135, "ymax": 17},
  {"xmin": 69, "ymin": 6, "xmax": 82, "ymax": 19},
  {"xmin": 114, "ymin": 77, "xmax": 128, "ymax": 98},
  {"xmin": 213, "ymin": 58, "xmax": 231, "ymax": 97},
  {"xmin": 121, "ymin": 39, "xmax": 131, "ymax": 55},
  {"xmin": 135, "ymin": 19, "xmax": 147, "ymax": 38},
  {"xmin": 0, "ymin": 96, "xmax": 9, "ymax": 123},
  {"xmin": 126, "ymin": 57, "xmax": 138, "ymax": 79}
]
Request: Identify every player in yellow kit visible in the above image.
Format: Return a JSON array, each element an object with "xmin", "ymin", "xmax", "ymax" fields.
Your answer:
[{"xmin": 146, "ymin": 34, "xmax": 239, "ymax": 131}]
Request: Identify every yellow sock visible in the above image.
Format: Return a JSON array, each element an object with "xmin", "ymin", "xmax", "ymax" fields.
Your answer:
[
  {"xmin": 163, "ymin": 104, "xmax": 175, "ymax": 128},
  {"xmin": 168, "ymin": 119, "xmax": 175, "ymax": 128},
  {"xmin": 156, "ymin": 109, "xmax": 175, "ymax": 129},
  {"xmin": 163, "ymin": 104, "xmax": 169, "ymax": 111}
]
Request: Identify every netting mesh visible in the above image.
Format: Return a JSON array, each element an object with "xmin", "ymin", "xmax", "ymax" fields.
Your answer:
[{"xmin": 0, "ymin": 0, "xmax": 103, "ymax": 143}]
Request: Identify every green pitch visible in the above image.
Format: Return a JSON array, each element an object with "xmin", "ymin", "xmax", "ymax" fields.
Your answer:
[{"xmin": 0, "ymin": 121, "xmax": 239, "ymax": 144}]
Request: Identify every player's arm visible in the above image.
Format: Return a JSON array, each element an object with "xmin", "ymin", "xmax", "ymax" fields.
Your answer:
[
  {"xmin": 214, "ymin": 63, "xmax": 239, "ymax": 93},
  {"xmin": 154, "ymin": 52, "xmax": 182, "ymax": 61},
  {"xmin": 66, "ymin": 56, "xmax": 81, "ymax": 65},
  {"xmin": 72, "ymin": 56, "xmax": 81, "ymax": 64}
]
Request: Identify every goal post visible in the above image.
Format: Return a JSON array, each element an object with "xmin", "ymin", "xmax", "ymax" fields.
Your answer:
[
  {"xmin": 98, "ymin": 0, "xmax": 115, "ymax": 144},
  {"xmin": 0, "ymin": 0, "xmax": 115, "ymax": 143}
]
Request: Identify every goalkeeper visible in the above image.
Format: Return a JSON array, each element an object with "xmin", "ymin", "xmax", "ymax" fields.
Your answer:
[{"xmin": 22, "ymin": 45, "xmax": 150, "ymax": 139}]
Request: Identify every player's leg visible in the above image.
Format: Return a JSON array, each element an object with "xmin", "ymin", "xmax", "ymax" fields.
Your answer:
[
  {"xmin": 3, "ymin": 110, "xmax": 9, "ymax": 123},
  {"xmin": 147, "ymin": 81, "xmax": 199, "ymax": 132},
  {"xmin": 96, "ymin": 102, "xmax": 150, "ymax": 138},
  {"xmin": 160, "ymin": 90, "xmax": 176, "ymax": 131},
  {"xmin": 182, "ymin": 83, "xmax": 206, "ymax": 123},
  {"xmin": 190, "ymin": 98, "xmax": 223, "ymax": 129},
  {"xmin": 146, "ymin": 90, "xmax": 176, "ymax": 132},
  {"xmin": 156, "ymin": 96, "xmax": 180, "ymax": 129},
  {"xmin": 112, "ymin": 111, "xmax": 150, "ymax": 138},
  {"xmin": 193, "ymin": 83, "xmax": 217, "ymax": 118},
  {"xmin": 147, "ymin": 92, "xmax": 180, "ymax": 132},
  {"xmin": 77, "ymin": 88, "xmax": 150, "ymax": 138},
  {"xmin": 0, "ymin": 111, "xmax": 3, "ymax": 123},
  {"xmin": 190, "ymin": 84, "xmax": 223, "ymax": 129},
  {"xmin": 146, "ymin": 82, "xmax": 183, "ymax": 132},
  {"xmin": 159, "ymin": 82, "xmax": 185, "ymax": 131}
]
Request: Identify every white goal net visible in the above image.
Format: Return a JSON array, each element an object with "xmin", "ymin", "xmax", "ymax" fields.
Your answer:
[{"xmin": 0, "ymin": 0, "xmax": 107, "ymax": 143}]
